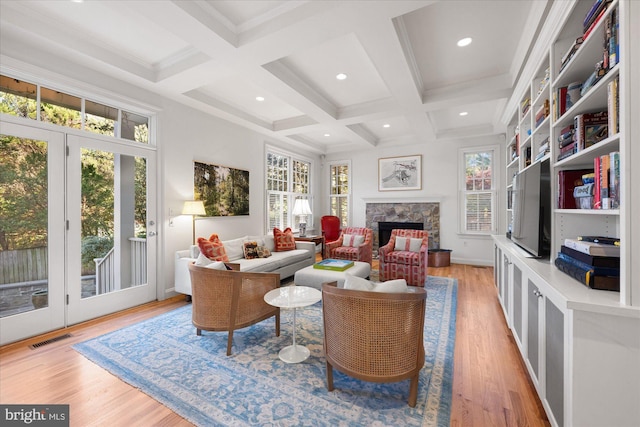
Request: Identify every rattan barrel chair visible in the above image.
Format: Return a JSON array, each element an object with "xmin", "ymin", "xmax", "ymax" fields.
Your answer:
[
  {"xmin": 188, "ymin": 263, "xmax": 280, "ymax": 356},
  {"xmin": 321, "ymin": 281, "xmax": 427, "ymax": 407}
]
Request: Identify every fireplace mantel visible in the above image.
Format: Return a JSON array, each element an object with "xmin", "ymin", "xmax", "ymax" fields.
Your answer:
[{"xmin": 362, "ymin": 196, "xmax": 443, "ymax": 204}]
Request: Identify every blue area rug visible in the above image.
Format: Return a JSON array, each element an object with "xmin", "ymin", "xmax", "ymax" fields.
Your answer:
[{"xmin": 74, "ymin": 276, "xmax": 457, "ymax": 426}]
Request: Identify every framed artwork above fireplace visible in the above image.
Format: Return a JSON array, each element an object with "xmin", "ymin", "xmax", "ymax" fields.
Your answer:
[{"xmin": 378, "ymin": 155, "xmax": 422, "ymax": 191}]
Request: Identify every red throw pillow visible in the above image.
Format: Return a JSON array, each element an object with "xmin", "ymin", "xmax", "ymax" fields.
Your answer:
[
  {"xmin": 273, "ymin": 227, "xmax": 296, "ymax": 251},
  {"xmin": 197, "ymin": 234, "xmax": 229, "ymax": 262}
]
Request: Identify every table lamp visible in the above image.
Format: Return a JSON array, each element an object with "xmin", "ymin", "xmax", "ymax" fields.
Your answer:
[
  {"xmin": 182, "ymin": 200, "xmax": 206, "ymax": 244},
  {"xmin": 292, "ymin": 198, "xmax": 312, "ymax": 237}
]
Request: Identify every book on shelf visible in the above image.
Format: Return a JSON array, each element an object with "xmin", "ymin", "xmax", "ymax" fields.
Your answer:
[
  {"xmin": 609, "ymin": 151, "xmax": 620, "ymax": 208},
  {"xmin": 554, "ymin": 87, "xmax": 568, "ymax": 120},
  {"xmin": 560, "ymin": 37, "xmax": 584, "ymax": 72},
  {"xmin": 557, "ymin": 252, "xmax": 619, "ymax": 277},
  {"xmin": 564, "ymin": 238, "xmax": 620, "ymax": 257},
  {"xmin": 561, "ymin": 245, "xmax": 620, "ymax": 268},
  {"xmin": 583, "ymin": 5, "xmax": 609, "ymax": 41},
  {"xmin": 583, "ymin": 0, "xmax": 606, "ymax": 29},
  {"xmin": 558, "ymin": 131, "xmax": 575, "ymax": 148},
  {"xmin": 313, "ymin": 259, "xmax": 354, "ymax": 271},
  {"xmin": 608, "ymin": 76, "xmax": 619, "ymax": 136},
  {"xmin": 557, "ymin": 143, "xmax": 577, "ymax": 161},
  {"xmin": 577, "ymin": 235, "xmax": 620, "ymax": 245},
  {"xmin": 574, "ymin": 111, "xmax": 608, "ymax": 151},
  {"xmin": 558, "ymin": 168, "xmax": 591, "ymax": 209},
  {"xmin": 607, "ymin": 8, "xmax": 619, "ymax": 68},
  {"xmin": 593, "ymin": 156, "xmax": 601, "ymax": 208},
  {"xmin": 599, "ymin": 153, "xmax": 611, "ymax": 209},
  {"xmin": 554, "ymin": 256, "xmax": 620, "ymax": 291}
]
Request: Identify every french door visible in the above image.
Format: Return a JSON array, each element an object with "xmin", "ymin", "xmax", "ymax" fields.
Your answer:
[
  {"xmin": 65, "ymin": 134, "xmax": 157, "ymax": 325},
  {"xmin": 0, "ymin": 119, "xmax": 157, "ymax": 344}
]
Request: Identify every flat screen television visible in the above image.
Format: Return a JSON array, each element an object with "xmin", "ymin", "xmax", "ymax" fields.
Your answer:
[{"xmin": 510, "ymin": 158, "xmax": 551, "ymax": 258}]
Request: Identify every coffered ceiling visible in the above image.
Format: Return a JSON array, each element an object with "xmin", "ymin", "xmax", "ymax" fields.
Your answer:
[{"xmin": 0, "ymin": 0, "xmax": 550, "ymax": 154}]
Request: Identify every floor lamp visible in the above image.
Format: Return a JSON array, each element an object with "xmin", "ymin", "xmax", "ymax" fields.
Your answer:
[
  {"xmin": 182, "ymin": 200, "xmax": 206, "ymax": 244},
  {"xmin": 292, "ymin": 198, "xmax": 312, "ymax": 237}
]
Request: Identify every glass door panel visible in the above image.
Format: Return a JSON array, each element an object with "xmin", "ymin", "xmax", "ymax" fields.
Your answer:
[
  {"xmin": 0, "ymin": 121, "xmax": 65, "ymax": 345},
  {"xmin": 66, "ymin": 135, "xmax": 156, "ymax": 325}
]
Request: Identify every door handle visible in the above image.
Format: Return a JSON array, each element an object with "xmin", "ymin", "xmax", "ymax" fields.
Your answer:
[{"xmin": 148, "ymin": 231, "xmax": 157, "ymax": 237}]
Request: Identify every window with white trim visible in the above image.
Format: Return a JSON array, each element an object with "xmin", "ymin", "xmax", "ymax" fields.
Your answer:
[
  {"xmin": 459, "ymin": 146, "xmax": 498, "ymax": 234},
  {"xmin": 266, "ymin": 149, "xmax": 312, "ymax": 232},
  {"xmin": 328, "ymin": 161, "xmax": 350, "ymax": 227},
  {"xmin": 0, "ymin": 74, "xmax": 150, "ymax": 144}
]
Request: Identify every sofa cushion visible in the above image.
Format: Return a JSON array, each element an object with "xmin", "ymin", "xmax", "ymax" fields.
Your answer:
[
  {"xmin": 194, "ymin": 252, "xmax": 213, "ymax": 266},
  {"xmin": 383, "ymin": 250, "xmax": 421, "ymax": 266},
  {"xmin": 342, "ymin": 234, "xmax": 365, "ymax": 247},
  {"xmin": 243, "ymin": 241, "xmax": 259, "ymax": 259},
  {"xmin": 394, "ymin": 237, "xmax": 423, "ymax": 252},
  {"xmin": 197, "ymin": 234, "xmax": 229, "ymax": 262},
  {"xmin": 373, "ymin": 279, "xmax": 408, "ymax": 293},
  {"xmin": 204, "ymin": 261, "xmax": 227, "ymax": 270},
  {"xmin": 273, "ymin": 227, "xmax": 296, "ymax": 251},
  {"xmin": 256, "ymin": 246, "xmax": 272, "ymax": 258},
  {"xmin": 344, "ymin": 274, "xmax": 374, "ymax": 291},
  {"xmin": 223, "ymin": 236, "xmax": 248, "ymax": 261}
]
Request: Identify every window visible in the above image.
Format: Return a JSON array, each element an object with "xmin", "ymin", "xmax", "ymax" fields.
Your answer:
[
  {"xmin": 460, "ymin": 146, "xmax": 498, "ymax": 234},
  {"xmin": 329, "ymin": 161, "xmax": 350, "ymax": 227},
  {"xmin": 0, "ymin": 74, "xmax": 150, "ymax": 144},
  {"xmin": 266, "ymin": 149, "xmax": 312, "ymax": 232}
]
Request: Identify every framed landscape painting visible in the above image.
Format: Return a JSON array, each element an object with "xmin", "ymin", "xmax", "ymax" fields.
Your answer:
[
  {"xmin": 194, "ymin": 161, "xmax": 249, "ymax": 216},
  {"xmin": 378, "ymin": 155, "xmax": 422, "ymax": 191}
]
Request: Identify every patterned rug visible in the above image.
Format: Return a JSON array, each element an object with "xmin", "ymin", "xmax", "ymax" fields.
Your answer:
[{"xmin": 74, "ymin": 276, "xmax": 457, "ymax": 426}]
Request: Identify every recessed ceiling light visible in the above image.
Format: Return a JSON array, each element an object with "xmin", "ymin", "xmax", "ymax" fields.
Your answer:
[
  {"xmin": 336, "ymin": 73, "xmax": 347, "ymax": 80},
  {"xmin": 459, "ymin": 111, "xmax": 469, "ymax": 116},
  {"xmin": 324, "ymin": 133, "xmax": 331, "ymax": 137},
  {"xmin": 457, "ymin": 37, "xmax": 472, "ymax": 47},
  {"xmin": 255, "ymin": 96, "xmax": 265, "ymax": 102},
  {"xmin": 383, "ymin": 124, "xmax": 391, "ymax": 128}
]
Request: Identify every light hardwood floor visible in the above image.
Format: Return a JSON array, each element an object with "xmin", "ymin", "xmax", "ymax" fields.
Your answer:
[{"xmin": 0, "ymin": 262, "xmax": 549, "ymax": 426}]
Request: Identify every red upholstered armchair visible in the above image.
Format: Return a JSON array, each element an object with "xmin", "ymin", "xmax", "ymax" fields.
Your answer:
[
  {"xmin": 324, "ymin": 227, "xmax": 373, "ymax": 265},
  {"xmin": 378, "ymin": 229, "xmax": 428, "ymax": 287},
  {"xmin": 321, "ymin": 215, "xmax": 342, "ymax": 243}
]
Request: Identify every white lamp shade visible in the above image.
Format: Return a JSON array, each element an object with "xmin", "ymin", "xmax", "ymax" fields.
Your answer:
[
  {"xmin": 292, "ymin": 198, "xmax": 312, "ymax": 216},
  {"xmin": 182, "ymin": 200, "xmax": 206, "ymax": 216}
]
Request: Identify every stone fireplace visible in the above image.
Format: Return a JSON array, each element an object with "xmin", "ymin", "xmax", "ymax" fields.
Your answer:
[{"xmin": 365, "ymin": 201, "xmax": 440, "ymax": 253}]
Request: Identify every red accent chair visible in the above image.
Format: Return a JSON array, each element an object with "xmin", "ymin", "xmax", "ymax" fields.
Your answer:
[
  {"xmin": 324, "ymin": 227, "xmax": 373, "ymax": 265},
  {"xmin": 378, "ymin": 229, "xmax": 429, "ymax": 287},
  {"xmin": 321, "ymin": 215, "xmax": 342, "ymax": 243}
]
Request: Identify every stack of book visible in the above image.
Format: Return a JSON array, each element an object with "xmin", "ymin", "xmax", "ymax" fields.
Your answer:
[
  {"xmin": 593, "ymin": 151, "xmax": 620, "ymax": 209},
  {"xmin": 583, "ymin": 0, "xmax": 613, "ymax": 41},
  {"xmin": 575, "ymin": 111, "xmax": 608, "ymax": 151},
  {"xmin": 555, "ymin": 237, "xmax": 620, "ymax": 291}
]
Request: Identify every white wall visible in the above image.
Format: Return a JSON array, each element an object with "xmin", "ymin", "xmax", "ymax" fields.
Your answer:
[
  {"xmin": 324, "ymin": 134, "xmax": 504, "ymax": 267},
  {"xmin": 158, "ymin": 100, "xmax": 321, "ymax": 297}
]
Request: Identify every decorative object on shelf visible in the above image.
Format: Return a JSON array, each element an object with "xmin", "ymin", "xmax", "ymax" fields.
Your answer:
[
  {"xmin": 193, "ymin": 161, "xmax": 249, "ymax": 217},
  {"xmin": 378, "ymin": 154, "xmax": 422, "ymax": 191},
  {"xmin": 182, "ymin": 200, "xmax": 206, "ymax": 244},
  {"xmin": 292, "ymin": 198, "xmax": 312, "ymax": 237}
]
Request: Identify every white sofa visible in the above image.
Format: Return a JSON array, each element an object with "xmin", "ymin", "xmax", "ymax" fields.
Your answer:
[{"xmin": 175, "ymin": 234, "xmax": 315, "ymax": 296}]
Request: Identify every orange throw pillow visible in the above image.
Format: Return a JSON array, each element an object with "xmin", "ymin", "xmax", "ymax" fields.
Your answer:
[
  {"xmin": 273, "ymin": 227, "xmax": 296, "ymax": 251},
  {"xmin": 197, "ymin": 234, "xmax": 229, "ymax": 262}
]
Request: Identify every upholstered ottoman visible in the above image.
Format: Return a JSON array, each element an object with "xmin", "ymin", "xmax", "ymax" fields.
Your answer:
[{"xmin": 293, "ymin": 261, "xmax": 371, "ymax": 290}]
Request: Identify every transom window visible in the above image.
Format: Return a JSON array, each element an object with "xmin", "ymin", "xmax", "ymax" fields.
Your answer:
[
  {"xmin": 266, "ymin": 149, "xmax": 312, "ymax": 232},
  {"xmin": 0, "ymin": 74, "xmax": 150, "ymax": 144}
]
